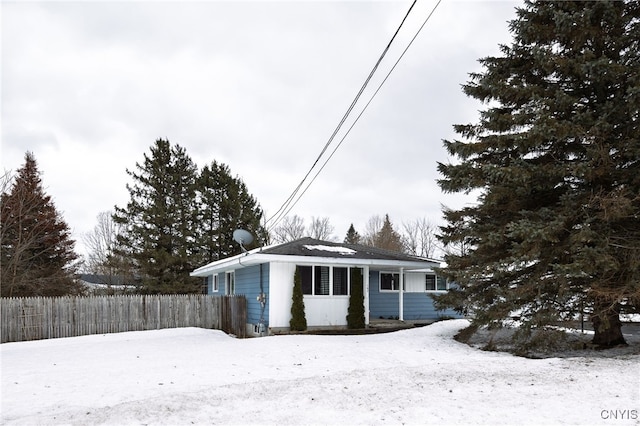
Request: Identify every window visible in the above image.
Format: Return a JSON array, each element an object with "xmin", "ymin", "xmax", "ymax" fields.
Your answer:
[
  {"xmin": 212, "ymin": 274, "xmax": 218, "ymax": 292},
  {"xmin": 226, "ymin": 272, "xmax": 235, "ymax": 295},
  {"xmin": 297, "ymin": 265, "xmax": 350, "ymax": 296},
  {"xmin": 333, "ymin": 267, "xmax": 348, "ymax": 295},
  {"xmin": 380, "ymin": 272, "xmax": 401, "ymax": 291},
  {"xmin": 426, "ymin": 274, "xmax": 448, "ymax": 291},
  {"xmin": 314, "ymin": 266, "xmax": 330, "ymax": 295},
  {"xmin": 426, "ymin": 275, "xmax": 436, "ymax": 291},
  {"xmin": 299, "ymin": 266, "xmax": 313, "ymax": 295},
  {"xmin": 437, "ymin": 276, "xmax": 448, "ymax": 291}
]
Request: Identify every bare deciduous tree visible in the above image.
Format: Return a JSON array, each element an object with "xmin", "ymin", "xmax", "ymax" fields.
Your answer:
[
  {"xmin": 362, "ymin": 215, "xmax": 383, "ymax": 246},
  {"xmin": 308, "ymin": 216, "xmax": 335, "ymax": 241},
  {"xmin": 401, "ymin": 217, "xmax": 439, "ymax": 258},
  {"xmin": 82, "ymin": 211, "xmax": 139, "ymax": 294},
  {"xmin": 83, "ymin": 211, "xmax": 119, "ymax": 272},
  {"xmin": 272, "ymin": 215, "xmax": 306, "ymax": 243}
]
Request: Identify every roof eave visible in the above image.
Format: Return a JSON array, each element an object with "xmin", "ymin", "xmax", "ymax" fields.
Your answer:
[{"xmin": 191, "ymin": 252, "xmax": 439, "ymax": 276}]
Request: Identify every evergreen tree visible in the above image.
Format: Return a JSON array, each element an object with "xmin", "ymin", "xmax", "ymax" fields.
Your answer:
[
  {"xmin": 289, "ymin": 267, "xmax": 307, "ymax": 331},
  {"xmin": 434, "ymin": 1, "xmax": 640, "ymax": 348},
  {"xmin": 1, "ymin": 152, "xmax": 82, "ymax": 297},
  {"xmin": 346, "ymin": 267, "xmax": 365, "ymax": 329},
  {"xmin": 113, "ymin": 139, "xmax": 200, "ymax": 294},
  {"xmin": 196, "ymin": 161, "xmax": 266, "ymax": 264},
  {"xmin": 373, "ymin": 214, "xmax": 404, "ymax": 252},
  {"xmin": 344, "ymin": 224, "xmax": 361, "ymax": 244}
]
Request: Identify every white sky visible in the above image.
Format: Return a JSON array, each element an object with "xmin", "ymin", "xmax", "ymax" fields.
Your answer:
[{"xmin": 1, "ymin": 0, "xmax": 520, "ymax": 257}]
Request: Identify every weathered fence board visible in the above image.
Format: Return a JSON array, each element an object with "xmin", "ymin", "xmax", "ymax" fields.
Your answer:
[{"xmin": 1, "ymin": 294, "xmax": 246, "ymax": 343}]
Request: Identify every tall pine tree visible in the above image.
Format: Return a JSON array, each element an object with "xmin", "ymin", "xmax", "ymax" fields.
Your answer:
[
  {"xmin": 435, "ymin": 1, "xmax": 640, "ymax": 348},
  {"xmin": 373, "ymin": 214, "xmax": 404, "ymax": 253},
  {"xmin": 114, "ymin": 139, "xmax": 200, "ymax": 294},
  {"xmin": 344, "ymin": 224, "xmax": 361, "ymax": 244},
  {"xmin": 1, "ymin": 152, "xmax": 82, "ymax": 297},
  {"xmin": 196, "ymin": 161, "xmax": 266, "ymax": 264}
]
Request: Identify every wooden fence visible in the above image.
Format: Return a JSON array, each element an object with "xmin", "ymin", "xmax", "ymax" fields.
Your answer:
[{"xmin": 0, "ymin": 294, "xmax": 247, "ymax": 343}]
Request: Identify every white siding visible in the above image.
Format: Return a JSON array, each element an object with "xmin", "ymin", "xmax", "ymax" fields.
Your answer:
[
  {"xmin": 304, "ymin": 296, "xmax": 349, "ymax": 327},
  {"xmin": 268, "ymin": 262, "xmax": 296, "ymax": 328},
  {"xmin": 405, "ymin": 272, "xmax": 426, "ymax": 293},
  {"xmin": 268, "ymin": 261, "xmax": 361, "ymax": 328}
]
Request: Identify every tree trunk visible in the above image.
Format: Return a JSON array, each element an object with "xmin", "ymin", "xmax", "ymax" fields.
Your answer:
[{"xmin": 591, "ymin": 302, "xmax": 626, "ymax": 348}]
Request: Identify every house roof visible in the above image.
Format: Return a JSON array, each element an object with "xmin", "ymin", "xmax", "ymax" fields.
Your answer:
[
  {"xmin": 78, "ymin": 274, "xmax": 129, "ymax": 286},
  {"xmin": 261, "ymin": 237, "xmax": 437, "ymax": 262},
  {"xmin": 191, "ymin": 237, "xmax": 441, "ymax": 277}
]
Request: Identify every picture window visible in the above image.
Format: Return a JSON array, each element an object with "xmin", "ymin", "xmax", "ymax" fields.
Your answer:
[
  {"xmin": 297, "ymin": 265, "xmax": 350, "ymax": 296},
  {"xmin": 380, "ymin": 272, "xmax": 404, "ymax": 291}
]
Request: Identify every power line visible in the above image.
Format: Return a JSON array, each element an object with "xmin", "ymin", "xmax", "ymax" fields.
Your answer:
[
  {"xmin": 271, "ymin": 0, "xmax": 443, "ymax": 228},
  {"xmin": 264, "ymin": 0, "xmax": 417, "ymax": 230},
  {"xmin": 264, "ymin": 0, "xmax": 417, "ymax": 231},
  {"xmin": 266, "ymin": 0, "xmax": 441, "ymax": 232}
]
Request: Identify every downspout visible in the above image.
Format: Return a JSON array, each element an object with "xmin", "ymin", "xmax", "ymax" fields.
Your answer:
[{"xmin": 399, "ymin": 267, "xmax": 404, "ymax": 321}]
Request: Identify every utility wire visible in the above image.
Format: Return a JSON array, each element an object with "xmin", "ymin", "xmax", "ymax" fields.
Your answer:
[
  {"xmin": 264, "ymin": 0, "xmax": 417, "ymax": 230},
  {"xmin": 272, "ymin": 0, "xmax": 442, "ymax": 226},
  {"xmin": 271, "ymin": 0, "xmax": 443, "ymax": 227},
  {"xmin": 266, "ymin": 0, "xmax": 442, "ymax": 232}
]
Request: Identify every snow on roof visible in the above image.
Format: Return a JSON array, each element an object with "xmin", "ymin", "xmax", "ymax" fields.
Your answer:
[{"xmin": 303, "ymin": 244, "xmax": 356, "ymax": 255}]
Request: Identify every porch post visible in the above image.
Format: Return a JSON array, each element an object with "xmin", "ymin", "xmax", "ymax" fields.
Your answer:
[
  {"xmin": 399, "ymin": 267, "xmax": 404, "ymax": 321},
  {"xmin": 363, "ymin": 265, "xmax": 370, "ymax": 326}
]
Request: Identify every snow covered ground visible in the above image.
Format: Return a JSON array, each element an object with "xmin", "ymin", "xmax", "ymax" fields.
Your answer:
[{"xmin": 1, "ymin": 319, "xmax": 638, "ymax": 425}]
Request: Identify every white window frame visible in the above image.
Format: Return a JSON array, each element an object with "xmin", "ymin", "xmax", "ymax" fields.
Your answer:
[
  {"xmin": 297, "ymin": 265, "xmax": 351, "ymax": 297},
  {"xmin": 426, "ymin": 274, "xmax": 449, "ymax": 292},
  {"xmin": 212, "ymin": 274, "xmax": 219, "ymax": 292},
  {"xmin": 332, "ymin": 266, "xmax": 350, "ymax": 296},
  {"xmin": 379, "ymin": 272, "xmax": 405, "ymax": 292}
]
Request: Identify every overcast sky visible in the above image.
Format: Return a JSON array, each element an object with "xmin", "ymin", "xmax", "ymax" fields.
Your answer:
[{"xmin": 2, "ymin": 0, "xmax": 520, "ymax": 257}]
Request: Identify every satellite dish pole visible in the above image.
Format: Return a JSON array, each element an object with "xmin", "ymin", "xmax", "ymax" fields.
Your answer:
[
  {"xmin": 233, "ymin": 228, "xmax": 267, "ymax": 336},
  {"xmin": 233, "ymin": 229, "xmax": 254, "ymax": 253}
]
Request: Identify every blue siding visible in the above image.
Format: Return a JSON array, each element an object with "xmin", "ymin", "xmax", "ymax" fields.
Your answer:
[
  {"xmin": 368, "ymin": 270, "xmax": 460, "ymax": 320},
  {"xmin": 206, "ymin": 273, "xmax": 224, "ymax": 294},
  {"xmin": 205, "ymin": 265, "xmax": 270, "ymax": 328},
  {"xmin": 369, "ymin": 271, "xmax": 399, "ymax": 319},
  {"xmin": 234, "ymin": 263, "xmax": 270, "ymax": 327}
]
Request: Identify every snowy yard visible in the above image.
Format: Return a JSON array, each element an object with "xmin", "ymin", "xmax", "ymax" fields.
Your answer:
[{"xmin": 1, "ymin": 319, "xmax": 638, "ymax": 425}]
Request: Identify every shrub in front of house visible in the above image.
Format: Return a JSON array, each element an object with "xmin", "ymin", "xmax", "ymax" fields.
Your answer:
[
  {"xmin": 347, "ymin": 267, "xmax": 365, "ymax": 329},
  {"xmin": 290, "ymin": 267, "xmax": 307, "ymax": 331}
]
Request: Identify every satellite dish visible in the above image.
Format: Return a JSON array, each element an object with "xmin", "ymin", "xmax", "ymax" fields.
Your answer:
[{"xmin": 233, "ymin": 229, "xmax": 254, "ymax": 252}]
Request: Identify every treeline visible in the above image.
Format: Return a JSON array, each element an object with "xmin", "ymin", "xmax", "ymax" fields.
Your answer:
[
  {"xmin": 271, "ymin": 213, "xmax": 441, "ymax": 259},
  {"xmin": 2, "ymin": 139, "xmax": 266, "ymax": 297},
  {"xmin": 4, "ymin": 139, "xmax": 439, "ymax": 298},
  {"xmin": 103, "ymin": 139, "xmax": 266, "ymax": 294}
]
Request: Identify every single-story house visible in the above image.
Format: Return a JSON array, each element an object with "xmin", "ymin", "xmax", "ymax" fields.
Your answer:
[{"xmin": 190, "ymin": 237, "xmax": 460, "ymax": 336}]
